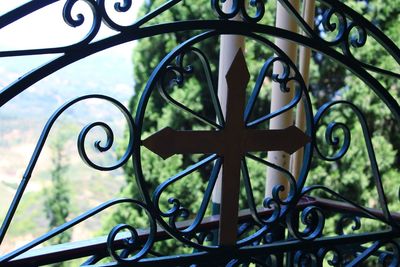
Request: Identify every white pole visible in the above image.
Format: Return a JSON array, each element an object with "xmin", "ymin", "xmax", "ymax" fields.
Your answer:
[
  {"xmin": 290, "ymin": 0, "xmax": 316, "ymax": 178},
  {"xmin": 265, "ymin": 0, "xmax": 300, "ymax": 198}
]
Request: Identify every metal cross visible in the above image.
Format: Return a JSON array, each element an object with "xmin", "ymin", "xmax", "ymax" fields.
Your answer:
[{"xmin": 143, "ymin": 49, "xmax": 310, "ymax": 246}]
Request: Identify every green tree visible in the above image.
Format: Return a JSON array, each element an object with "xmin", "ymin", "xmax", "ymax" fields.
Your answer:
[
  {"xmin": 107, "ymin": 0, "xmax": 400, "ymax": 259},
  {"xmin": 307, "ymin": 0, "xmax": 400, "ymax": 248},
  {"xmin": 105, "ymin": 0, "xmax": 277, "ymax": 253},
  {"xmin": 43, "ymin": 127, "xmax": 71, "ymax": 260}
]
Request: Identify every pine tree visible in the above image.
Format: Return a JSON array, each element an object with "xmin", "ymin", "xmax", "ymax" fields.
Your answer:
[
  {"xmin": 106, "ymin": 0, "xmax": 399, "ymax": 256},
  {"xmin": 308, "ymin": 0, "xmax": 400, "ymax": 238},
  {"xmin": 106, "ymin": 0, "xmax": 277, "ymax": 253},
  {"xmin": 43, "ymin": 128, "xmax": 71, "ymax": 267}
]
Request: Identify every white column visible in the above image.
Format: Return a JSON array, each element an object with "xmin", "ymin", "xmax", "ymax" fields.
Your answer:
[
  {"xmin": 265, "ymin": 0, "xmax": 300, "ymax": 198},
  {"xmin": 290, "ymin": 0, "xmax": 316, "ymax": 178}
]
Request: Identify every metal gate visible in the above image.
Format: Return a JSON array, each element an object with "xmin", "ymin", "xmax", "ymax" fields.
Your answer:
[{"xmin": 1, "ymin": 0, "xmax": 400, "ymax": 266}]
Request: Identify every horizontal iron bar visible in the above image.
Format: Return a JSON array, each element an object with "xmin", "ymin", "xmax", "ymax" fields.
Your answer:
[
  {"xmin": 314, "ymin": 197, "xmax": 400, "ymax": 221},
  {"xmin": 5, "ymin": 197, "xmax": 400, "ymax": 266},
  {"xmin": 5, "ymin": 197, "xmax": 316, "ymax": 266},
  {"xmin": 101, "ymin": 231, "xmax": 400, "ymax": 267}
]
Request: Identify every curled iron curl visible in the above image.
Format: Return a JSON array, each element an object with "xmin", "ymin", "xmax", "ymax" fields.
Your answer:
[
  {"xmin": 38, "ymin": 94, "xmax": 134, "ymax": 174},
  {"xmin": 247, "ymin": 153, "xmax": 298, "ymax": 206},
  {"xmin": 317, "ymin": 248, "xmax": 341, "ymax": 266},
  {"xmin": 75, "ymin": 97, "xmax": 135, "ymax": 171},
  {"xmin": 336, "ymin": 215, "xmax": 361, "ymax": 236},
  {"xmin": 321, "ymin": 8, "xmax": 347, "ymax": 46},
  {"xmin": 271, "ymin": 182, "xmax": 295, "ymax": 206},
  {"xmin": 261, "ymin": 197, "xmax": 281, "ymax": 224},
  {"xmin": 63, "ymin": 0, "xmax": 102, "ymax": 45},
  {"xmin": 113, "ymin": 0, "xmax": 132, "ymax": 12},
  {"xmin": 241, "ymin": 158, "xmax": 281, "ymax": 226},
  {"xmin": 293, "ymin": 250, "xmax": 318, "ymax": 267},
  {"xmin": 77, "ymin": 122, "xmax": 114, "ymax": 166},
  {"xmin": 159, "ymin": 47, "xmax": 208, "ymax": 90},
  {"xmin": 168, "ymin": 199, "xmax": 190, "ymax": 231},
  {"xmin": 158, "ymin": 47, "xmax": 223, "ymax": 129},
  {"xmin": 243, "ymin": 153, "xmax": 298, "ymax": 227},
  {"xmin": 270, "ymin": 61, "xmax": 294, "ymax": 93},
  {"xmin": 211, "ymin": 0, "xmax": 265, "ymax": 23},
  {"xmin": 106, "ymin": 201, "xmax": 156, "ymax": 263},
  {"xmin": 314, "ymin": 102, "xmax": 352, "ymax": 161},
  {"xmin": 152, "ymin": 155, "xmax": 220, "ymax": 235},
  {"xmin": 286, "ymin": 206, "xmax": 325, "ymax": 241},
  {"xmin": 245, "ymin": 57, "xmax": 304, "ymax": 127},
  {"xmin": 317, "ymin": 121, "xmax": 351, "ymax": 161},
  {"xmin": 348, "ymin": 23, "xmax": 367, "ymax": 48},
  {"xmin": 319, "ymin": 7, "xmax": 367, "ymax": 58},
  {"xmin": 98, "ymin": 0, "xmax": 136, "ymax": 31},
  {"xmin": 341, "ymin": 22, "xmax": 368, "ymax": 58},
  {"xmin": 63, "ymin": 0, "xmax": 89, "ymax": 27},
  {"xmin": 313, "ymin": 100, "xmax": 394, "ymax": 225},
  {"xmin": 240, "ymin": 0, "xmax": 265, "ymax": 23}
]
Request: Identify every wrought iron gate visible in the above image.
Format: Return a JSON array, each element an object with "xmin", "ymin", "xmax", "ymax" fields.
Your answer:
[{"xmin": 1, "ymin": 0, "xmax": 400, "ymax": 266}]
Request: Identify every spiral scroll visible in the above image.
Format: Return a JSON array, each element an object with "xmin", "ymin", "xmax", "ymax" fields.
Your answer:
[
  {"xmin": 98, "ymin": 0, "xmax": 136, "ymax": 31},
  {"xmin": 158, "ymin": 47, "xmax": 224, "ymax": 129},
  {"xmin": 287, "ymin": 206, "xmax": 325, "ymax": 241},
  {"xmin": 74, "ymin": 96, "xmax": 135, "ymax": 171},
  {"xmin": 245, "ymin": 56, "xmax": 304, "ymax": 127},
  {"xmin": 211, "ymin": 0, "xmax": 265, "ymax": 23},
  {"xmin": 106, "ymin": 201, "xmax": 156, "ymax": 263},
  {"xmin": 61, "ymin": 0, "xmax": 142, "ymax": 45},
  {"xmin": 152, "ymin": 155, "xmax": 220, "ymax": 235},
  {"xmin": 319, "ymin": 7, "xmax": 367, "ymax": 59},
  {"xmin": 314, "ymin": 100, "xmax": 396, "ymax": 226},
  {"xmin": 63, "ymin": 0, "xmax": 102, "ymax": 46},
  {"xmin": 336, "ymin": 215, "xmax": 361, "ymax": 236}
]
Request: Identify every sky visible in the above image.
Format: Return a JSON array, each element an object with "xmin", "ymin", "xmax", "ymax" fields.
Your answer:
[{"xmin": 0, "ymin": 1, "xmax": 143, "ymax": 55}]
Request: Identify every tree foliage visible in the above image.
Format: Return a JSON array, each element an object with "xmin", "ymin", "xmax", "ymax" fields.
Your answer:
[
  {"xmin": 106, "ymin": 0, "xmax": 400, "ymax": 256},
  {"xmin": 308, "ymin": 0, "xmax": 400, "ymax": 243},
  {"xmin": 43, "ymin": 127, "xmax": 72, "ymax": 267}
]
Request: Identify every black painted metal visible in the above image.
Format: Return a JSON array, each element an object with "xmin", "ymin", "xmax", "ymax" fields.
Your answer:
[{"xmin": 0, "ymin": 0, "xmax": 399, "ymax": 266}]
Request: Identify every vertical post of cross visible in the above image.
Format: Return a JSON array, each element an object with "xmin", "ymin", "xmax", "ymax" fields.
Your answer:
[{"xmin": 212, "ymin": 0, "xmax": 244, "ymax": 246}]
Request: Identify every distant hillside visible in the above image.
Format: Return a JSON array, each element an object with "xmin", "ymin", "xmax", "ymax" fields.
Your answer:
[{"xmin": 0, "ymin": 44, "xmax": 134, "ymax": 254}]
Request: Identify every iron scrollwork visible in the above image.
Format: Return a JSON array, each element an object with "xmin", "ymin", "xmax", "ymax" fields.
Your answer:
[
  {"xmin": 0, "ymin": 198, "xmax": 155, "ymax": 264},
  {"xmin": 211, "ymin": 0, "xmax": 266, "ymax": 23},
  {"xmin": 0, "ymin": 94, "xmax": 136, "ymax": 251},
  {"xmin": 106, "ymin": 201, "xmax": 156, "ymax": 263},
  {"xmin": 0, "ymin": 0, "xmax": 400, "ymax": 266},
  {"xmin": 135, "ymin": 30, "xmax": 313, "ymax": 250}
]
